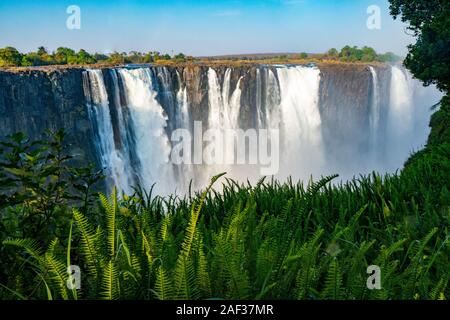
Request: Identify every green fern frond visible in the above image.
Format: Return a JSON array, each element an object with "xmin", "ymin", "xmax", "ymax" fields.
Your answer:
[
  {"xmin": 3, "ymin": 238, "xmax": 44, "ymax": 263},
  {"xmin": 196, "ymin": 238, "xmax": 211, "ymax": 297},
  {"xmin": 154, "ymin": 265, "xmax": 174, "ymax": 300},
  {"xmin": 322, "ymin": 259, "xmax": 343, "ymax": 300},
  {"xmin": 100, "ymin": 189, "xmax": 118, "ymax": 258},
  {"xmin": 73, "ymin": 209, "xmax": 100, "ymax": 278},
  {"xmin": 100, "ymin": 260, "xmax": 119, "ymax": 300},
  {"xmin": 44, "ymin": 252, "xmax": 69, "ymax": 300}
]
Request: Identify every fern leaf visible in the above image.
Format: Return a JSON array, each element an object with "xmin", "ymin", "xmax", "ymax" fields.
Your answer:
[{"xmin": 100, "ymin": 260, "xmax": 119, "ymax": 300}]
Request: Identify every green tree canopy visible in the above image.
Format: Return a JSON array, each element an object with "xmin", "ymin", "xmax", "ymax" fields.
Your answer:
[
  {"xmin": 299, "ymin": 52, "xmax": 308, "ymax": 59},
  {"xmin": 326, "ymin": 48, "xmax": 339, "ymax": 58},
  {"xmin": 37, "ymin": 46, "xmax": 48, "ymax": 56},
  {"xmin": 54, "ymin": 47, "xmax": 76, "ymax": 64},
  {"xmin": 389, "ymin": 0, "xmax": 450, "ymax": 91},
  {"xmin": 0, "ymin": 47, "xmax": 22, "ymax": 67}
]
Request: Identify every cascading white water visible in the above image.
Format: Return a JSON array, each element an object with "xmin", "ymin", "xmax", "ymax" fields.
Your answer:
[
  {"xmin": 117, "ymin": 68, "xmax": 176, "ymax": 195},
  {"xmin": 389, "ymin": 66, "xmax": 414, "ymax": 137},
  {"xmin": 207, "ymin": 68, "xmax": 238, "ymax": 130},
  {"xmin": 84, "ymin": 64, "xmax": 440, "ymax": 195},
  {"xmin": 175, "ymin": 71, "xmax": 190, "ymax": 130},
  {"xmin": 82, "ymin": 69, "xmax": 133, "ymax": 194},
  {"xmin": 265, "ymin": 69, "xmax": 281, "ymax": 129},
  {"xmin": 369, "ymin": 66, "xmax": 381, "ymax": 151},
  {"xmin": 109, "ymin": 70, "xmax": 135, "ymax": 189},
  {"xmin": 174, "ymin": 70, "xmax": 194, "ymax": 188},
  {"xmin": 275, "ymin": 65, "xmax": 323, "ymax": 180},
  {"xmin": 229, "ymin": 76, "xmax": 243, "ymax": 128},
  {"xmin": 386, "ymin": 66, "xmax": 417, "ymax": 170},
  {"xmin": 201, "ymin": 67, "xmax": 259, "ymax": 187},
  {"xmin": 256, "ymin": 69, "xmax": 264, "ymax": 127}
]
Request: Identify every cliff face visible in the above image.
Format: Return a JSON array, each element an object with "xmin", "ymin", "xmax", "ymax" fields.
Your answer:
[
  {"xmin": 0, "ymin": 68, "xmax": 97, "ymax": 164},
  {"xmin": 318, "ymin": 64, "xmax": 391, "ymax": 163},
  {"xmin": 0, "ymin": 63, "xmax": 386, "ymax": 170}
]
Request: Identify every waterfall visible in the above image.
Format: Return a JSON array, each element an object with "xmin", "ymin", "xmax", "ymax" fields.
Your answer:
[
  {"xmin": 369, "ymin": 66, "xmax": 381, "ymax": 166},
  {"xmin": 265, "ymin": 69, "xmax": 281, "ymax": 129},
  {"xmin": 275, "ymin": 65, "xmax": 323, "ymax": 179},
  {"xmin": 174, "ymin": 70, "xmax": 193, "ymax": 187},
  {"xmin": 81, "ymin": 64, "xmax": 439, "ymax": 195},
  {"xmin": 369, "ymin": 67, "xmax": 380, "ymax": 147},
  {"xmin": 207, "ymin": 68, "xmax": 239, "ymax": 130},
  {"xmin": 256, "ymin": 68, "xmax": 264, "ymax": 127},
  {"xmin": 82, "ymin": 69, "xmax": 133, "ymax": 194},
  {"xmin": 117, "ymin": 68, "xmax": 176, "ymax": 195},
  {"xmin": 386, "ymin": 66, "xmax": 416, "ymax": 170},
  {"xmin": 175, "ymin": 71, "xmax": 190, "ymax": 130},
  {"xmin": 229, "ymin": 76, "xmax": 243, "ymax": 128},
  {"xmin": 389, "ymin": 66, "xmax": 414, "ymax": 138}
]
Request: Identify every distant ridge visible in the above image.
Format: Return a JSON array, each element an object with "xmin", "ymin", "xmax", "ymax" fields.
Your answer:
[{"xmin": 196, "ymin": 52, "xmax": 311, "ymax": 59}]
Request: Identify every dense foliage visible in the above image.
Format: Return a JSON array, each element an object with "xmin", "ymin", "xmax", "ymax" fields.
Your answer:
[
  {"xmin": 0, "ymin": 45, "xmax": 398, "ymax": 68},
  {"xmin": 324, "ymin": 46, "xmax": 400, "ymax": 63},
  {"xmin": 390, "ymin": 0, "xmax": 450, "ymax": 91},
  {"xmin": 0, "ymin": 126, "xmax": 448, "ymax": 300},
  {"xmin": 0, "ymin": 46, "xmax": 190, "ymax": 67}
]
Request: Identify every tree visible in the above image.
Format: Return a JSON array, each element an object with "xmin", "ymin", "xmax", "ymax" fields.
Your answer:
[
  {"xmin": 327, "ymin": 48, "xmax": 339, "ymax": 59},
  {"xmin": 361, "ymin": 46, "xmax": 377, "ymax": 62},
  {"xmin": 0, "ymin": 47, "xmax": 22, "ymax": 67},
  {"xmin": 142, "ymin": 52, "xmax": 154, "ymax": 63},
  {"xmin": 21, "ymin": 53, "xmax": 44, "ymax": 67},
  {"xmin": 37, "ymin": 46, "xmax": 48, "ymax": 56},
  {"xmin": 377, "ymin": 52, "xmax": 400, "ymax": 63},
  {"xmin": 54, "ymin": 47, "xmax": 76, "ymax": 64},
  {"xmin": 389, "ymin": 0, "xmax": 450, "ymax": 91},
  {"xmin": 108, "ymin": 52, "xmax": 126, "ymax": 64},
  {"xmin": 173, "ymin": 53, "xmax": 186, "ymax": 63},
  {"xmin": 339, "ymin": 45, "xmax": 353, "ymax": 61},
  {"xmin": 74, "ymin": 49, "xmax": 96, "ymax": 65},
  {"xmin": 299, "ymin": 52, "xmax": 308, "ymax": 59},
  {"xmin": 93, "ymin": 53, "xmax": 109, "ymax": 62}
]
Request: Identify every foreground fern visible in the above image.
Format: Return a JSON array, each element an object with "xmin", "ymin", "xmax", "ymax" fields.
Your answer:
[{"xmin": 1, "ymin": 169, "xmax": 449, "ymax": 300}]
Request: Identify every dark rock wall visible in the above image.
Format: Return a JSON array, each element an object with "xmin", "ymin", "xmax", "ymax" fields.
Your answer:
[
  {"xmin": 0, "ymin": 69, "xmax": 97, "ymax": 165},
  {"xmin": 318, "ymin": 64, "xmax": 390, "ymax": 163},
  {"xmin": 0, "ymin": 64, "xmax": 388, "ymax": 169}
]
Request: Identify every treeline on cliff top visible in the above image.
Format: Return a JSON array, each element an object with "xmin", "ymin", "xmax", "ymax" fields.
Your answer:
[{"xmin": 0, "ymin": 45, "xmax": 400, "ymax": 67}]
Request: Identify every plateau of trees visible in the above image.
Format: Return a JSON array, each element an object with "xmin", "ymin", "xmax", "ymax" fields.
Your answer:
[
  {"xmin": 0, "ymin": 45, "xmax": 401, "ymax": 68},
  {"xmin": 0, "ymin": 47, "xmax": 192, "ymax": 67},
  {"xmin": 323, "ymin": 46, "xmax": 400, "ymax": 62}
]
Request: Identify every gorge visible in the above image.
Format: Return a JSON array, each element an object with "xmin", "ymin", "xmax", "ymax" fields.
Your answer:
[{"xmin": 0, "ymin": 63, "xmax": 442, "ymax": 195}]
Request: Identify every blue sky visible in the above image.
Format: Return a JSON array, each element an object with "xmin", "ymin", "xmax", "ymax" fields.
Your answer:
[{"xmin": 0, "ymin": 0, "xmax": 414, "ymax": 56}]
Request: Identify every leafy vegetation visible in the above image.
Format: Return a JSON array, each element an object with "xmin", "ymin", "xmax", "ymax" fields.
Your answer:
[
  {"xmin": 0, "ymin": 45, "xmax": 398, "ymax": 68},
  {"xmin": 390, "ymin": 0, "xmax": 450, "ymax": 91},
  {"xmin": 0, "ymin": 47, "xmax": 192, "ymax": 67},
  {"xmin": 0, "ymin": 127, "xmax": 448, "ymax": 300},
  {"xmin": 323, "ymin": 46, "xmax": 400, "ymax": 63}
]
